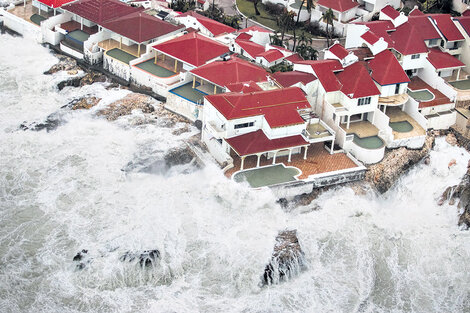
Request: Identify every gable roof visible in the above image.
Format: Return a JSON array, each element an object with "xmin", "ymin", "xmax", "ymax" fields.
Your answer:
[
  {"xmin": 176, "ymin": 11, "xmax": 235, "ymax": 36},
  {"xmin": 361, "ymin": 30, "xmax": 379, "ymax": 45},
  {"xmin": 454, "ymin": 16, "xmax": 470, "ymax": 36},
  {"xmin": 428, "ymin": 14, "xmax": 465, "ymax": 41},
  {"xmin": 356, "ymin": 20, "xmax": 395, "ymax": 45},
  {"xmin": 152, "ymin": 32, "xmax": 229, "ymax": 67},
  {"xmin": 381, "ymin": 5, "xmax": 400, "ymax": 19},
  {"xmin": 336, "ymin": 61, "xmax": 380, "ymax": 98},
  {"xmin": 226, "ymin": 130, "xmax": 308, "ymax": 156},
  {"xmin": 390, "ymin": 22, "xmax": 428, "ymax": 55},
  {"xmin": 407, "ymin": 15, "xmax": 441, "ymax": 40},
  {"xmin": 37, "ymin": 0, "xmax": 75, "ymax": 8},
  {"xmin": 62, "ymin": 0, "xmax": 142, "ymax": 24},
  {"xmin": 101, "ymin": 12, "xmax": 184, "ymax": 43},
  {"xmin": 317, "ymin": 0, "xmax": 359, "ymax": 12},
  {"xmin": 272, "ymin": 71, "xmax": 317, "ymax": 87},
  {"xmin": 285, "ymin": 53, "xmax": 304, "ymax": 63},
  {"xmin": 257, "ymin": 49, "xmax": 284, "ymax": 62},
  {"xmin": 190, "ymin": 57, "xmax": 269, "ymax": 87},
  {"xmin": 367, "ymin": 49, "xmax": 410, "ymax": 85},
  {"xmin": 225, "ymin": 81, "xmax": 264, "ymax": 93},
  {"xmin": 235, "ymin": 38, "xmax": 266, "ymax": 58},
  {"xmin": 298, "ymin": 59, "xmax": 343, "ymax": 92},
  {"xmin": 409, "ymin": 7, "xmax": 424, "ymax": 16},
  {"xmin": 205, "ymin": 87, "xmax": 310, "ymax": 128},
  {"xmin": 427, "ymin": 48, "xmax": 465, "ymax": 69},
  {"xmin": 329, "ymin": 43, "xmax": 349, "ymax": 59}
]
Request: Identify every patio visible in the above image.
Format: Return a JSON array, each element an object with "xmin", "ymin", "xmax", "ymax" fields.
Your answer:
[
  {"xmin": 226, "ymin": 143, "xmax": 359, "ymax": 180},
  {"xmin": 59, "ymin": 20, "xmax": 98, "ymax": 35},
  {"xmin": 99, "ymin": 39, "xmax": 143, "ymax": 58},
  {"xmin": 408, "ymin": 77, "xmax": 452, "ymax": 109},
  {"xmin": 106, "ymin": 48, "xmax": 137, "ymax": 64},
  {"xmin": 341, "ymin": 120, "xmax": 379, "ymax": 137},
  {"xmin": 169, "ymin": 82, "xmax": 207, "ymax": 104},
  {"xmin": 306, "ymin": 122, "xmax": 333, "ymax": 140},
  {"xmin": 134, "ymin": 59, "xmax": 177, "ymax": 77},
  {"xmin": 386, "ymin": 107, "xmax": 426, "ymax": 139},
  {"xmin": 233, "ymin": 164, "xmax": 300, "ymax": 188},
  {"xmin": 9, "ymin": 2, "xmax": 53, "ymax": 25}
]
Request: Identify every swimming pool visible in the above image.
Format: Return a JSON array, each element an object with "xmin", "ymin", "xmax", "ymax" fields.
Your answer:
[
  {"xmin": 106, "ymin": 48, "xmax": 137, "ymax": 65},
  {"xmin": 449, "ymin": 79, "xmax": 470, "ymax": 90},
  {"xmin": 233, "ymin": 164, "xmax": 300, "ymax": 188},
  {"xmin": 389, "ymin": 120, "xmax": 414, "ymax": 133},
  {"xmin": 353, "ymin": 134, "xmax": 384, "ymax": 149},
  {"xmin": 407, "ymin": 89, "xmax": 434, "ymax": 101}
]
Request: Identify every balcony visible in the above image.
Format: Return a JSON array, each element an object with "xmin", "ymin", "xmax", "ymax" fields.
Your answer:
[
  {"xmin": 206, "ymin": 121, "xmax": 226, "ymax": 139},
  {"xmin": 378, "ymin": 94, "xmax": 409, "ymax": 107}
]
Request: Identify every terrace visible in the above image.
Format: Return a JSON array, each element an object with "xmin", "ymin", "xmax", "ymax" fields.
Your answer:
[
  {"xmin": 378, "ymin": 93, "xmax": 409, "ymax": 107},
  {"xmin": 408, "ymin": 77, "xmax": 452, "ymax": 109},
  {"xmin": 386, "ymin": 107, "xmax": 426, "ymax": 140},
  {"xmin": 133, "ymin": 59, "xmax": 177, "ymax": 77},
  {"xmin": 226, "ymin": 142, "xmax": 359, "ymax": 182},
  {"xmin": 340, "ymin": 120, "xmax": 379, "ymax": 137},
  {"xmin": 105, "ymin": 48, "xmax": 137, "ymax": 64},
  {"xmin": 8, "ymin": 2, "xmax": 53, "ymax": 25},
  {"xmin": 59, "ymin": 20, "xmax": 98, "ymax": 35},
  {"xmin": 169, "ymin": 82, "xmax": 207, "ymax": 104}
]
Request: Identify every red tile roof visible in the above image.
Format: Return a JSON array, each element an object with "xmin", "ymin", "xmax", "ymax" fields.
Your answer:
[
  {"xmin": 225, "ymin": 81, "xmax": 264, "ymax": 93},
  {"xmin": 284, "ymin": 53, "xmax": 304, "ymax": 63},
  {"xmin": 409, "ymin": 7, "xmax": 424, "ymax": 16},
  {"xmin": 361, "ymin": 31, "xmax": 379, "ymax": 45},
  {"xmin": 317, "ymin": 0, "xmax": 359, "ymax": 12},
  {"xmin": 298, "ymin": 59, "xmax": 343, "ymax": 92},
  {"xmin": 257, "ymin": 49, "xmax": 284, "ymax": 62},
  {"xmin": 176, "ymin": 11, "xmax": 235, "ymax": 36},
  {"xmin": 427, "ymin": 48, "xmax": 465, "ymax": 69},
  {"xmin": 101, "ymin": 12, "xmax": 184, "ymax": 43},
  {"xmin": 463, "ymin": 9, "xmax": 470, "ymax": 16},
  {"xmin": 329, "ymin": 43, "xmax": 349, "ymax": 59},
  {"xmin": 37, "ymin": 0, "xmax": 75, "ymax": 8},
  {"xmin": 236, "ymin": 33, "xmax": 252, "ymax": 41},
  {"xmin": 336, "ymin": 61, "xmax": 380, "ymax": 98},
  {"xmin": 390, "ymin": 22, "xmax": 428, "ymax": 55},
  {"xmin": 152, "ymin": 32, "xmax": 229, "ymax": 67},
  {"xmin": 62, "ymin": 0, "xmax": 143, "ymax": 24},
  {"xmin": 226, "ymin": 130, "xmax": 308, "ymax": 156},
  {"xmin": 239, "ymin": 25, "xmax": 272, "ymax": 33},
  {"xmin": 407, "ymin": 15, "xmax": 441, "ymax": 40},
  {"xmin": 235, "ymin": 38, "xmax": 266, "ymax": 58},
  {"xmin": 272, "ymin": 71, "xmax": 317, "ymax": 87},
  {"xmin": 205, "ymin": 87, "xmax": 310, "ymax": 128},
  {"xmin": 190, "ymin": 57, "xmax": 269, "ymax": 87},
  {"xmin": 454, "ymin": 16, "xmax": 470, "ymax": 36},
  {"xmin": 381, "ymin": 5, "xmax": 400, "ymax": 19},
  {"xmin": 367, "ymin": 50, "xmax": 410, "ymax": 85},
  {"xmin": 356, "ymin": 20, "xmax": 395, "ymax": 45},
  {"xmin": 428, "ymin": 14, "xmax": 465, "ymax": 41}
]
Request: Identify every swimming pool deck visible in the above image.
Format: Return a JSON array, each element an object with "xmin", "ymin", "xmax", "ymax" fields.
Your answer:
[
  {"xmin": 170, "ymin": 83, "xmax": 207, "ymax": 104},
  {"xmin": 408, "ymin": 77, "xmax": 452, "ymax": 109},
  {"xmin": 60, "ymin": 21, "xmax": 98, "ymax": 35},
  {"xmin": 106, "ymin": 48, "xmax": 137, "ymax": 64},
  {"xmin": 134, "ymin": 59, "xmax": 176, "ymax": 77},
  {"xmin": 99, "ymin": 39, "xmax": 143, "ymax": 58},
  {"xmin": 341, "ymin": 121, "xmax": 379, "ymax": 137},
  {"xmin": 8, "ymin": 2, "xmax": 51, "ymax": 25},
  {"xmin": 386, "ymin": 107, "xmax": 426, "ymax": 140},
  {"xmin": 226, "ymin": 143, "xmax": 359, "ymax": 180}
]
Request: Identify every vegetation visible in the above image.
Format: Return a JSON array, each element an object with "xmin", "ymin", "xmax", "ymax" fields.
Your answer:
[
  {"xmin": 201, "ymin": 4, "xmax": 243, "ymax": 29},
  {"xmin": 269, "ymin": 62, "xmax": 293, "ymax": 73},
  {"xmin": 295, "ymin": 32, "xmax": 318, "ymax": 60},
  {"xmin": 292, "ymin": 0, "xmax": 314, "ymax": 51},
  {"xmin": 321, "ymin": 8, "xmax": 334, "ymax": 47},
  {"xmin": 170, "ymin": 0, "xmax": 196, "ymax": 12},
  {"xmin": 236, "ymin": 0, "xmax": 279, "ymax": 30}
]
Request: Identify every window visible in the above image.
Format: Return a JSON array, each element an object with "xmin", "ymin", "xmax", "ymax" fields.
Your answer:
[
  {"xmin": 428, "ymin": 39, "xmax": 438, "ymax": 46},
  {"xmin": 234, "ymin": 122, "xmax": 254, "ymax": 129},
  {"xmin": 358, "ymin": 97, "xmax": 371, "ymax": 106},
  {"xmin": 411, "ymin": 54, "xmax": 420, "ymax": 59},
  {"xmin": 395, "ymin": 84, "xmax": 400, "ymax": 94}
]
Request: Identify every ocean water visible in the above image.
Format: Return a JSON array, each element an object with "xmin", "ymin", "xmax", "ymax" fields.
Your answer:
[{"xmin": 1, "ymin": 34, "xmax": 469, "ymax": 313}]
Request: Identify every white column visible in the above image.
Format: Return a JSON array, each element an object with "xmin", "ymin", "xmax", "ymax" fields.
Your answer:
[
  {"xmin": 330, "ymin": 140, "xmax": 334, "ymax": 154},
  {"xmin": 256, "ymin": 154, "xmax": 261, "ymax": 167},
  {"xmin": 240, "ymin": 156, "xmax": 245, "ymax": 170},
  {"xmin": 54, "ymin": 8, "xmax": 56, "ymax": 16},
  {"xmin": 346, "ymin": 115, "xmax": 351, "ymax": 129},
  {"xmin": 81, "ymin": 17, "xmax": 83, "ymax": 30},
  {"xmin": 457, "ymin": 68, "xmax": 461, "ymax": 80},
  {"xmin": 383, "ymin": 105, "xmax": 387, "ymax": 115},
  {"xmin": 288, "ymin": 149, "xmax": 292, "ymax": 162},
  {"xmin": 303, "ymin": 146, "xmax": 308, "ymax": 160},
  {"xmin": 272, "ymin": 151, "xmax": 277, "ymax": 164}
]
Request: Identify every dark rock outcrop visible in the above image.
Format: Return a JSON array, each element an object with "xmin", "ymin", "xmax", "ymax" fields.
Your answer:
[
  {"xmin": 79, "ymin": 71, "xmax": 107, "ymax": 86},
  {"xmin": 438, "ymin": 161, "xmax": 470, "ymax": 229},
  {"xmin": 20, "ymin": 111, "xmax": 64, "ymax": 132},
  {"xmin": 97, "ymin": 93, "xmax": 155, "ymax": 121},
  {"xmin": 119, "ymin": 249, "xmax": 160, "ymax": 267},
  {"xmin": 366, "ymin": 135, "xmax": 435, "ymax": 193},
  {"xmin": 44, "ymin": 55, "xmax": 81, "ymax": 75},
  {"xmin": 72, "ymin": 249, "xmax": 91, "ymax": 270},
  {"xmin": 262, "ymin": 230, "xmax": 305, "ymax": 285},
  {"xmin": 163, "ymin": 146, "xmax": 195, "ymax": 167},
  {"xmin": 69, "ymin": 96, "xmax": 101, "ymax": 110}
]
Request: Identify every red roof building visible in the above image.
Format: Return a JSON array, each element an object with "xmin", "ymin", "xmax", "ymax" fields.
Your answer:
[
  {"xmin": 62, "ymin": 0, "xmax": 143, "ymax": 25},
  {"xmin": 284, "ymin": 53, "xmax": 304, "ymax": 63},
  {"xmin": 336, "ymin": 61, "xmax": 381, "ymax": 98},
  {"xmin": 235, "ymin": 38, "xmax": 265, "ymax": 58},
  {"xmin": 225, "ymin": 81, "xmax": 264, "ymax": 93},
  {"xmin": 205, "ymin": 87, "xmax": 310, "ymax": 128},
  {"xmin": 190, "ymin": 57, "xmax": 269, "ymax": 87},
  {"xmin": 409, "ymin": 7, "xmax": 425, "ymax": 16},
  {"xmin": 226, "ymin": 130, "xmax": 308, "ymax": 156},
  {"xmin": 329, "ymin": 43, "xmax": 349, "ymax": 59},
  {"xmin": 360, "ymin": 31, "xmax": 379, "ymax": 45},
  {"xmin": 272, "ymin": 71, "xmax": 317, "ymax": 87},
  {"xmin": 427, "ymin": 48, "xmax": 465, "ymax": 69},
  {"xmin": 407, "ymin": 15, "xmax": 441, "ymax": 40},
  {"xmin": 297, "ymin": 59, "xmax": 343, "ymax": 92},
  {"xmin": 428, "ymin": 14, "xmax": 465, "ymax": 42},
  {"xmin": 317, "ymin": 0, "xmax": 359, "ymax": 12},
  {"xmin": 152, "ymin": 32, "xmax": 229, "ymax": 67},
  {"xmin": 381, "ymin": 5, "xmax": 400, "ymax": 19},
  {"xmin": 454, "ymin": 16, "xmax": 470, "ymax": 36},
  {"xmin": 101, "ymin": 12, "xmax": 184, "ymax": 43},
  {"xmin": 356, "ymin": 21, "xmax": 395, "ymax": 45},
  {"xmin": 176, "ymin": 11, "xmax": 235, "ymax": 36},
  {"xmin": 257, "ymin": 49, "xmax": 284, "ymax": 63},
  {"xmin": 37, "ymin": 0, "xmax": 76, "ymax": 8},
  {"xmin": 367, "ymin": 50, "xmax": 410, "ymax": 85},
  {"xmin": 390, "ymin": 22, "xmax": 428, "ymax": 55}
]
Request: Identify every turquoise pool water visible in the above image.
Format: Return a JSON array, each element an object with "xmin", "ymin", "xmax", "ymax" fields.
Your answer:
[
  {"xmin": 407, "ymin": 89, "xmax": 434, "ymax": 101},
  {"xmin": 233, "ymin": 164, "xmax": 300, "ymax": 188},
  {"xmin": 390, "ymin": 120, "xmax": 413, "ymax": 133},
  {"xmin": 353, "ymin": 134, "xmax": 384, "ymax": 149},
  {"xmin": 449, "ymin": 79, "xmax": 470, "ymax": 90}
]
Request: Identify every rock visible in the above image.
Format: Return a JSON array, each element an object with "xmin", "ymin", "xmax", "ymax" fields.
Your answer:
[
  {"xmin": 119, "ymin": 249, "xmax": 160, "ymax": 267},
  {"xmin": 439, "ymin": 167, "xmax": 470, "ymax": 229},
  {"xmin": 365, "ymin": 135, "xmax": 435, "ymax": 193},
  {"xmin": 72, "ymin": 249, "xmax": 91, "ymax": 270},
  {"xmin": 79, "ymin": 71, "xmax": 107, "ymax": 86},
  {"xmin": 97, "ymin": 93, "xmax": 155, "ymax": 121},
  {"xmin": 171, "ymin": 125, "xmax": 190, "ymax": 136},
  {"xmin": 57, "ymin": 76, "xmax": 82, "ymax": 90},
  {"xmin": 67, "ymin": 69, "xmax": 79, "ymax": 76},
  {"xmin": 163, "ymin": 146, "xmax": 195, "ymax": 167},
  {"xmin": 446, "ymin": 133, "xmax": 458, "ymax": 146},
  {"xmin": 20, "ymin": 111, "xmax": 64, "ymax": 132},
  {"xmin": 448, "ymin": 159, "xmax": 457, "ymax": 168},
  {"xmin": 73, "ymin": 249, "xmax": 88, "ymax": 262},
  {"xmin": 424, "ymin": 156, "xmax": 431, "ymax": 165},
  {"xmin": 69, "ymin": 96, "xmax": 101, "ymax": 110},
  {"xmin": 44, "ymin": 55, "xmax": 81, "ymax": 75},
  {"xmin": 262, "ymin": 230, "xmax": 305, "ymax": 285}
]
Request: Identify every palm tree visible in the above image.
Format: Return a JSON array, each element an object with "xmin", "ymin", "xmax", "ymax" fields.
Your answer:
[
  {"xmin": 253, "ymin": 0, "xmax": 261, "ymax": 15},
  {"xmin": 295, "ymin": 32, "xmax": 317, "ymax": 60},
  {"xmin": 292, "ymin": 0, "xmax": 314, "ymax": 51},
  {"xmin": 322, "ymin": 8, "xmax": 334, "ymax": 48},
  {"xmin": 277, "ymin": 9, "xmax": 295, "ymax": 43}
]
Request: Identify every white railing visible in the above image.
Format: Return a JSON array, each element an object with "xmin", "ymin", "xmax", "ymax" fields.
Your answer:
[
  {"xmin": 418, "ymin": 63, "xmax": 457, "ymax": 102},
  {"xmin": 349, "ymin": 140, "xmax": 385, "ymax": 164},
  {"xmin": 371, "ymin": 108, "xmax": 393, "ymax": 144},
  {"xmin": 41, "ymin": 12, "xmax": 71, "ymax": 45},
  {"xmin": 84, "ymin": 31, "xmax": 110, "ymax": 65},
  {"xmin": 403, "ymin": 97, "xmax": 428, "ymax": 130}
]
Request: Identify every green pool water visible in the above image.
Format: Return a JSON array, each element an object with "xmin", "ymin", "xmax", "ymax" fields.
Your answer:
[
  {"xmin": 353, "ymin": 134, "xmax": 384, "ymax": 149},
  {"xmin": 135, "ymin": 59, "xmax": 176, "ymax": 77},
  {"xmin": 169, "ymin": 82, "xmax": 206, "ymax": 104},
  {"xmin": 407, "ymin": 89, "xmax": 434, "ymax": 101},
  {"xmin": 233, "ymin": 164, "xmax": 300, "ymax": 188},
  {"xmin": 106, "ymin": 48, "xmax": 137, "ymax": 64},
  {"xmin": 449, "ymin": 79, "xmax": 470, "ymax": 90},
  {"xmin": 67, "ymin": 29, "xmax": 90, "ymax": 42},
  {"xmin": 30, "ymin": 14, "xmax": 46, "ymax": 25},
  {"xmin": 390, "ymin": 120, "xmax": 414, "ymax": 133}
]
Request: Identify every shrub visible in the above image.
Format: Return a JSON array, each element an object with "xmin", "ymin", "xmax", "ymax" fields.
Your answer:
[{"xmin": 264, "ymin": 1, "xmax": 285, "ymax": 15}]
